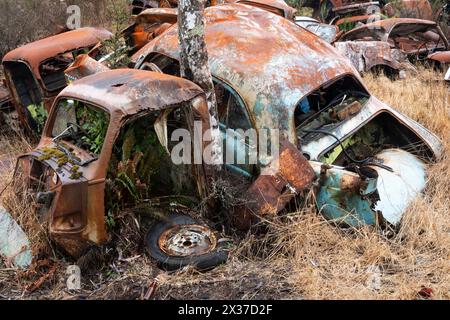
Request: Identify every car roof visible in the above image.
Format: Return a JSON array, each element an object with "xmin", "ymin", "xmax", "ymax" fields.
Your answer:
[
  {"xmin": 343, "ymin": 18, "xmax": 437, "ymax": 38},
  {"xmin": 59, "ymin": 69, "xmax": 204, "ymax": 118},
  {"xmin": 132, "ymin": 3, "xmax": 360, "ymax": 132},
  {"xmin": 2, "ymin": 27, "xmax": 112, "ymax": 70}
]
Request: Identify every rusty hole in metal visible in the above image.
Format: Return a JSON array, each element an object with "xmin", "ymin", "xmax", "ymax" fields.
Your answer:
[{"xmin": 158, "ymin": 224, "xmax": 217, "ymax": 257}]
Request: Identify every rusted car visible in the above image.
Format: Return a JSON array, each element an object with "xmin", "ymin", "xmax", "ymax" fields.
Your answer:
[
  {"xmin": 302, "ymin": 1, "xmax": 432, "ymax": 31},
  {"xmin": 131, "ymin": 3, "xmax": 441, "ymax": 227},
  {"xmin": 5, "ymin": 3, "xmax": 442, "ymax": 270},
  {"xmin": 11, "ymin": 69, "xmax": 230, "ymax": 270},
  {"xmin": 65, "ymin": 0, "xmax": 298, "ymax": 80},
  {"xmin": 1, "ymin": 27, "xmax": 112, "ymax": 135},
  {"xmin": 335, "ymin": 18, "xmax": 450, "ymax": 77}
]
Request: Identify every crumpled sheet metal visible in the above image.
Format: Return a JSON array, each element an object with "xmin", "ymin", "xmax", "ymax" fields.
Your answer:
[
  {"xmin": 64, "ymin": 54, "xmax": 111, "ymax": 82},
  {"xmin": 0, "ymin": 206, "xmax": 32, "ymax": 269},
  {"xmin": 132, "ymin": 3, "xmax": 361, "ymax": 137},
  {"xmin": 312, "ymin": 148, "xmax": 427, "ymax": 227},
  {"xmin": 334, "ymin": 41, "xmax": 400, "ymax": 73},
  {"xmin": 233, "ymin": 141, "xmax": 316, "ymax": 229}
]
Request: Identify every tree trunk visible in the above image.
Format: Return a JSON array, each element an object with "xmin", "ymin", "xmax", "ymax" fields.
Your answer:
[{"xmin": 177, "ymin": 0, "xmax": 222, "ymax": 167}]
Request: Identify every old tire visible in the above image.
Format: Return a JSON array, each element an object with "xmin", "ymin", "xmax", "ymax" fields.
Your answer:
[{"xmin": 146, "ymin": 214, "xmax": 229, "ymax": 271}]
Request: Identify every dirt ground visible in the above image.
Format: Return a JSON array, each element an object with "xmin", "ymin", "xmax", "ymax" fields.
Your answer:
[{"xmin": 0, "ymin": 69, "xmax": 449, "ymax": 300}]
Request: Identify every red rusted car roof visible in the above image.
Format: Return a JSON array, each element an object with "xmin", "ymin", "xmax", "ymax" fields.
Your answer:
[
  {"xmin": 59, "ymin": 69, "xmax": 204, "ymax": 116},
  {"xmin": 344, "ymin": 17, "xmax": 437, "ymax": 36},
  {"xmin": 132, "ymin": 3, "xmax": 360, "ymax": 131},
  {"xmin": 2, "ymin": 27, "xmax": 112, "ymax": 69}
]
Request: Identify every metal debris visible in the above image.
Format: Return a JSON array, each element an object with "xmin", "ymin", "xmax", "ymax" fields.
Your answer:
[{"xmin": 0, "ymin": 206, "xmax": 32, "ymax": 269}]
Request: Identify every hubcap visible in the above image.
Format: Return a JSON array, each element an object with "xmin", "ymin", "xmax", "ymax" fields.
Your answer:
[{"xmin": 158, "ymin": 224, "xmax": 217, "ymax": 257}]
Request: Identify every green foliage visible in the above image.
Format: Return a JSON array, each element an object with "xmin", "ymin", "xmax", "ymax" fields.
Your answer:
[
  {"xmin": 106, "ymin": 211, "xmax": 117, "ymax": 230},
  {"xmin": 116, "ymin": 171, "xmax": 139, "ymax": 201},
  {"xmin": 101, "ymin": 0, "xmax": 132, "ymax": 69},
  {"xmin": 105, "ymin": 117, "xmax": 169, "ymax": 214},
  {"xmin": 27, "ymin": 103, "xmax": 48, "ymax": 134},
  {"xmin": 76, "ymin": 105, "xmax": 109, "ymax": 154}
]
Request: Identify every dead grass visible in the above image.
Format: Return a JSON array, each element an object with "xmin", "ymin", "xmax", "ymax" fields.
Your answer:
[{"xmin": 0, "ymin": 71, "xmax": 449, "ymax": 300}]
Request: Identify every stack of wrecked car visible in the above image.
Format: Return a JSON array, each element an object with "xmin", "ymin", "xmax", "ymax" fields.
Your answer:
[
  {"xmin": 302, "ymin": 0, "xmax": 433, "ymax": 29},
  {"xmin": 0, "ymin": 3, "xmax": 443, "ymax": 271},
  {"xmin": 335, "ymin": 18, "xmax": 450, "ymax": 78}
]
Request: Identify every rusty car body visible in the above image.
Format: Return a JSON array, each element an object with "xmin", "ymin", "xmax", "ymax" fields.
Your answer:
[
  {"xmin": 64, "ymin": 0, "xmax": 299, "ymax": 80},
  {"xmin": 8, "ymin": 3, "xmax": 442, "ymax": 262},
  {"xmin": 335, "ymin": 18, "xmax": 450, "ymax": 76},
  {"xmin": 1, "ymin": 27, "xmax": 112, "ymax": 135},
  {"xmin": 14, "ymin": 69, "xmax": 210, "ymax": 258},
  {"xmin": 131, "ymin": 3, "xmax": 441, "ymax": 228}
]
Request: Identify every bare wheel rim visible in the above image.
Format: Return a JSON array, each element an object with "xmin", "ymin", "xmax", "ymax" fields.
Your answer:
[{"xmin": 158, "ymin": 224, "xmax": 217, "ymax": 257}]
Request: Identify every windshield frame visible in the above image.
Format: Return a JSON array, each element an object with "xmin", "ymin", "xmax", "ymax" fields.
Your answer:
[{"xmin": 44, "ymin": 96, "xmax": 112, "ymax": 159}]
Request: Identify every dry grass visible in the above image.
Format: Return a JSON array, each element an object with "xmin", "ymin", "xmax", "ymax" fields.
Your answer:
[{"xmin": 0, "ymin": 71, "xmax": 449, "ymax": 300}]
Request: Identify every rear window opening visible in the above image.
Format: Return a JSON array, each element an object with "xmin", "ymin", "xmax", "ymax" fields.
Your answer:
[
  {"xmin": 39, "ymin": 48, "xmax": 93, "ymax": 93},
  {"xmin": 295, "ymin": 75, "xmax": 369, "ymax": 144},
  {"xmin": 142, "ymin": 53, "xmax": 181, "ymax": 76}
]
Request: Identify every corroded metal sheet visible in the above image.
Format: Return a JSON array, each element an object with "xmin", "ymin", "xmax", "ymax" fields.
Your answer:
[
  {"xmin": 64, "ymin": 54, "xmax": 111, "ymax": 82},
  {"xmin": 0, "ymin": 206, "xmax": 32, "ymax": 269},
  {"xmin": 135, "ymin": 7, "xmax": 178, "ymax": 24},
  {"xmin": 334, "ymin": 41, "xmax": 400, "ymax": 72},
  {"xmin": 233, "ymin": 141, "xmax": 316, "ymax": 229},
  {"xmin": 427, "ymin": 51, "xmax": 450, "ymax": 64}
]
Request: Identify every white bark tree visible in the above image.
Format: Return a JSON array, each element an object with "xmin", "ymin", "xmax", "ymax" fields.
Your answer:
[{"xmin": 177, "ymin": 0, "xmax": 222, "ymax": 167}]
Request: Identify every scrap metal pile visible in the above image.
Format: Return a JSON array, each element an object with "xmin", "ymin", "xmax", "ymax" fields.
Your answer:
[{"xmin": 0, "ymin": 0, "xmax": 446, "ymax": 272}]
